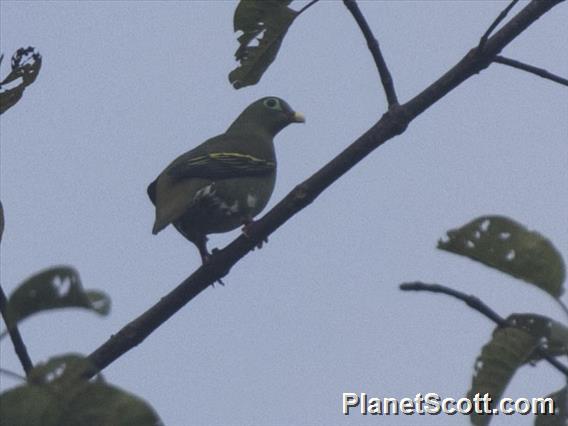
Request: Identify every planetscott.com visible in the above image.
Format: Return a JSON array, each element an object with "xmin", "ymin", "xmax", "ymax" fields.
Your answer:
[{"xmin": 342, "ymin": 392, "xmax": 555, "ymax": 417}]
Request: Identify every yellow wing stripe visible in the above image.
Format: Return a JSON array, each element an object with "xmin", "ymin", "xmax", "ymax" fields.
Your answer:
[{"xmin": 187, "ymin": 152, "xmax": 275, "ymax": 167}]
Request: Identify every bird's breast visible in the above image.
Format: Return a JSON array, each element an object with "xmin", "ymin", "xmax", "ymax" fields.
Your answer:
[{"xmin": 182, "ymin": 174, "xmax": 275, "ymax": 235}]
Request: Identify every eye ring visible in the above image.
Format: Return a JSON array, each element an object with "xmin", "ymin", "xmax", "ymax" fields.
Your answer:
[{"xmin": 263, "ymin": 98, "xmax": 281, "ymax": 110}]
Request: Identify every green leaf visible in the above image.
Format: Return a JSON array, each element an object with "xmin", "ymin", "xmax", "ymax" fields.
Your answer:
[
  {"xmin": 506, "ymin": 313, "xmax": 568, "ymax": 360},
  {"xmin": 0, "ymin": 354, "xmax": 162, "ymax": 426},
  {"xmin": 0, "ymin": 384, "xmax": 61, "ymax": 426},
  {"xmin": 4, "ymin": 266, "xmax": 111, "ymax": 327},
  {"xmin": 229, "ymin": 0, "xmax": 298, "ymax": 89},
  {"xmin": 467, "ymin": 327, "xmax": 539, "ymax": 426},
  {"xmin": 535, "ymin": 386, "xmax": 567, "ymax": 426},
  {"xmin": 0, "ymin": 47, "xmax": 42, "ymax": 115},
  {"xmin": 28, "ymin": 354, "xmax": 95, "ymax": 386},
  {"xmin": 438, "ymin": 216, "xmax": 565, "ymax": 298},
  {"xmin": 64, "ymin": 382, "xmax": 162, "ymax": 426}
]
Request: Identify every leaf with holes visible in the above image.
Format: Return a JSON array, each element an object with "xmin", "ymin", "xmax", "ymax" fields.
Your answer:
[
  {"xmin": 438, "ymin": 216, "xmax": 565, "ymax": 298},
  {"xmin": 229, "ymin": 0, "xmax": 298, "ymax": 89},
  {"xmin": 0, "ymin": 46, "xmax": 42, "ymax": 114},
  {"xmin": 0, "ymin": 354, "xmax": 162, "ymax": 426},
  {"xmin": 28, "ymin": 354, "xmax": 96, "ymax": 386},
  {"xmin": 506, "ymin": 313, "xmax": 568, "ymax": 360},
  {"xmin": 3, "ymin": 266, "xmax": 110, "ymax": 330},
  {"xmin": 535, "ymin": 386, "xmax": 567, "ymax": 426},
  {"xmin": 467, "ymin": 327, "xmax": 539, "ymax": 426}
]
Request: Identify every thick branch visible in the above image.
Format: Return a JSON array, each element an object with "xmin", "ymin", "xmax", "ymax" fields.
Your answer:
[
  {"xmin": 400, "ymin": 282, "xmax": 568, "ymax": 377},
  {"xmin": 0, "ymin": 284, "xmax": 33, "ymax": 375},
  {"xmin": 495, "ymin": 55, "xmax": 568, "ymax": 87},
  {"xmin": 86, "ymin": 0, "xmax": 565, "ymax": 378},
  {"xmin": 343, "ymin": 0, "xmax": 398, "ymax": 106}
]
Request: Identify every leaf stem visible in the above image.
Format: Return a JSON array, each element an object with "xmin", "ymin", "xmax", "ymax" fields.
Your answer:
[
  {"xmin": 0, "ymin": 367, "xmax": 26, "ymax": 381},
  {"xmin": 0, "ymin": 284, "xmax": 33, "ymax": 375}
]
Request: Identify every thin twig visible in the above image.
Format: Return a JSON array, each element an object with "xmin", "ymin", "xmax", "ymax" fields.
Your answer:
[
  {"xmin": 0, "ymin": 367, "xmax": 26, "ymax": 381},
  {"xmin": 298, "ymin": 0, "xmax": 319, "ymax": 15},
  {"xmin": 494, "ymin": 55, "xmax": 568, "ymax": 87},
  {"xmin": 479, "ymin": 0, "xmax": 520, "ymax": 51},
  {"xmin": 342, "ymin": 0, "xmax": 398, "ymax": 106},
  {"xmin": 0, "ymin": 284, "xmax": 33, "ymax": 375},
  {"xmin": 400, "ymin": 281, "xmax": 568, "ymax": 377}
]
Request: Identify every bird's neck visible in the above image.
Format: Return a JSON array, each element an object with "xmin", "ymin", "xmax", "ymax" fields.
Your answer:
[{"xmin": 224, "ymin": 128, "xmax": 276, "ymax": 160}]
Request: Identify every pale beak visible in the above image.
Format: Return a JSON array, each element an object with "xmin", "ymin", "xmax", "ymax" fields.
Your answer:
[{"xmin": 291, "ymin": 111, "xmax": 306, "ymax": 123}]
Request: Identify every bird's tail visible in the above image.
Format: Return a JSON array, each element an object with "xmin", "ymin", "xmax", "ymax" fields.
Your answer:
[{"xmin": 152, "ymin": 220, "xmax": 166, "ymax": 235}]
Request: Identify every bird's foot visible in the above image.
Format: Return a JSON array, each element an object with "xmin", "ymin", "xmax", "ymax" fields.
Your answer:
[
  {"xmin": 196, "ymin": 239, "xmax": 225, "ymax": 286},
  {"xmin": 209, "ymin": 248, "xmax": 225, "ymax": 286},
  {"xmin": 241, "ymin": 220, "xmax": 268, "ymax": 249}
]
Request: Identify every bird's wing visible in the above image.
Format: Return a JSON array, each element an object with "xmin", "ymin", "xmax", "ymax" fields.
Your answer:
[{"xmin": 166, "ymin": 152, "xmax": 275, "ymax": 181}]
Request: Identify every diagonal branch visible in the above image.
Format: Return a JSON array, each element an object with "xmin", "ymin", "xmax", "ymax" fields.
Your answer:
[
  {"xmin": 494, "ymin": 55, "xmax": 568, "ymax": 87},
  {"xmin": 479, "ymin": 0, "xmax": 520, "ymax": 51},
  {"xmin": 399, "ymin": 281, "xmax": 568, "ymax": 377},
  {"xmin": 342, "ymin": 0, "xmax": 398, "ymax": 106},
  {"xmin": 85, "ymin": 0, "xmax": 564, "ymax": 378},
  {"xmin": 0, "ymin": 284, "xmax": 33, "ymax": 375}
]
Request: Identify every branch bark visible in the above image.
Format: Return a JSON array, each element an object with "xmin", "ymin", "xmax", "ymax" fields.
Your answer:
[{"xmin": 86, "ymin": 0, "xmax": 565, "ymax": 378}]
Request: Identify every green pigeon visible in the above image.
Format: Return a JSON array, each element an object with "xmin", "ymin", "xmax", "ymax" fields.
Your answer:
[{"xmin": 147, "ymin": 96, "xmax": 304, "ymax": 263}]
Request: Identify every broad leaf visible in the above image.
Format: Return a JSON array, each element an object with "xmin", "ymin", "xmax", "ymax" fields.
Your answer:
[
  {"xmin": 507, "ymin": 313, "xmax": 568, "ymax": 360},
  {"xmin": 535, "ymin": 386, "xmax": 567, "ymax": 426},
  {"xmin": 0, "ymin": 354, "xmax": 162, "ymax": 426},
  {"xmin": 0, "ymin": 385, "xmax": 60, "ymax": 426},
  {"xmin": 0, "ymin": 46, "xmax": 42, "ymax": 114},
  {"xmin": 4, "ymin": 266, "xmax": 110, "ymax": 329},
  {"xmin": 438, "ymin": 216, "xmax": 565, "ymax": 298},
  {"xmin": 467, "ymin": 327, "xmax": 539, "ymax": 426},
  {"xmin": 229, "ymin": 0, "xmax": 298, "ymax": 89},
  {"xmin": 28, "ymin": 354, "xmax": 95, "ymax": 386}
]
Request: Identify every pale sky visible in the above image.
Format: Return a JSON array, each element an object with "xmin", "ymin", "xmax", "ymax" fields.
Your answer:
[{"xmin": 1, "ymin": 1, "xmax": 567, "ymax": 425}]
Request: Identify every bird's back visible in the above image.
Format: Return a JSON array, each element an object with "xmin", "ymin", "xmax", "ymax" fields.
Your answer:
[{"xmin": 150, "ymin": 131, "xmax": 277, "ymax": 235}]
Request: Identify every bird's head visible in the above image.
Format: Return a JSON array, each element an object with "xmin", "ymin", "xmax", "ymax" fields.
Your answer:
[{"xmin": 228, "ymin": 96, "xmax": 305, "ymax": 136}]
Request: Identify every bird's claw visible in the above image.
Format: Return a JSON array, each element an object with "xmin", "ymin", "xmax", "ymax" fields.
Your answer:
[
  {"xmin": 212, "ymin": 278, "xmax": 225, "ymax": 287},
  {"xmin": 200, "ymin": 248, "xmax": 225, "ymax": 287},
  {"xmin": 242, "ymin": 220, "xmax": 268, "ymax": 249}
]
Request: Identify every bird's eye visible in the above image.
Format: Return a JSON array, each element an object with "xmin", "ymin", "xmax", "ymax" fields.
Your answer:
[{"xmin": 263, "ymin": 98, "xmax": 281, "ymax": 110}]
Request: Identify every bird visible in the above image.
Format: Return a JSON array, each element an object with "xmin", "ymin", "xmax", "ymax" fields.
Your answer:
[{"xmin": 147, "ymin": 96, "xmax": 305, "ymax": 263}]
